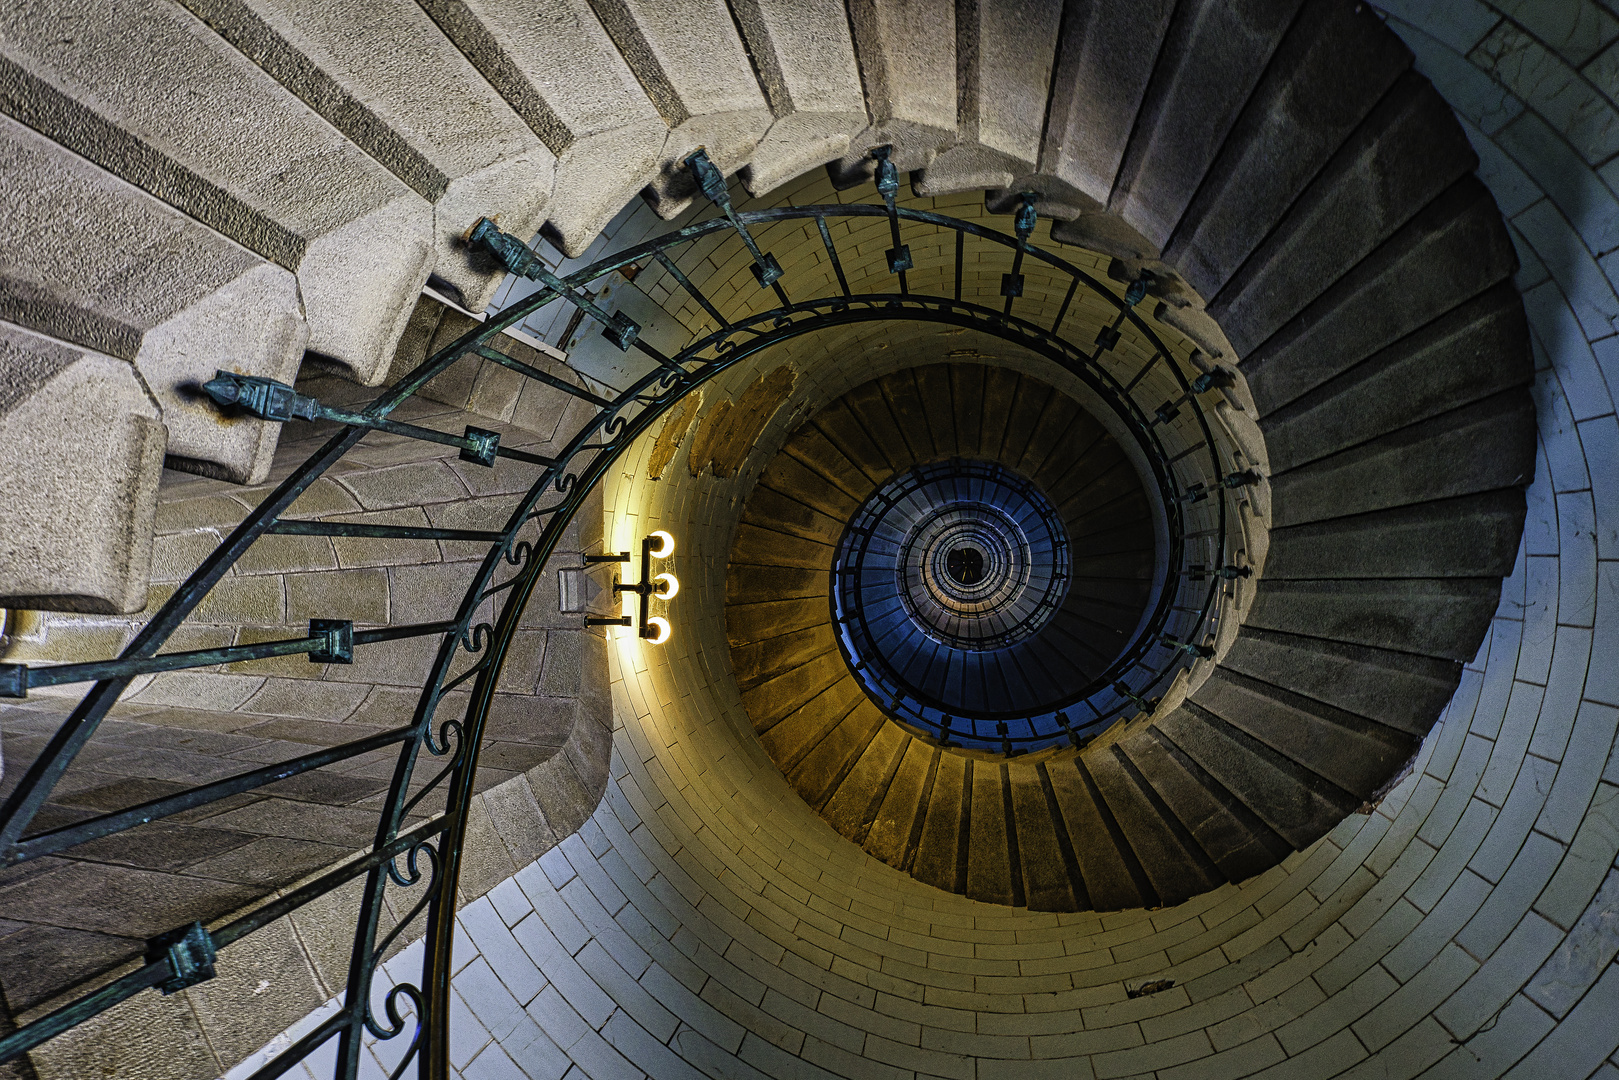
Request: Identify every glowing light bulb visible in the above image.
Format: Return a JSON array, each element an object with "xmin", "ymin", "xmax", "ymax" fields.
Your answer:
[
  {"xmin": 644, "ymin": 616, "xmax": 671, "ymax": 645},
  {"xmin": 647, "ymin": 530, "xmax": 675, "ymax": 558},
  {"xmin": 654, "ymin": 572, "xmax": 679, "ymax": 599}
]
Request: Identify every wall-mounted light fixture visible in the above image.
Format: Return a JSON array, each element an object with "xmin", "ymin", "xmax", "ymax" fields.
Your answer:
[{"xmin": 585, "ymin": 531, "xmax": 678, "ymax": 644}]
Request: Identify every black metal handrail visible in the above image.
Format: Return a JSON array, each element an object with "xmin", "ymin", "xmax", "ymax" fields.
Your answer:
[{"xmin": 0, "ymin": 151, "xmax": 1236, "ymax": 1078}]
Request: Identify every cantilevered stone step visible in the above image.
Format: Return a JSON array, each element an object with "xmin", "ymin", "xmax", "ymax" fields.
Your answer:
[
  {"xmin": 0, "ymin": 0, "xmax": 433, "ymax": 382},
  {"xmin": 1189, "ymin": 667, "xmax": 1415, "ymax": 800},
  {"xmin": 1265, "ymin": 490, "xmax": 1527, "ymax": 582},
  {"xmin": 1208, "ymin": 71, "xmax": 1478, "ymax": 356},
  {"xmin": 1269, "ymin": 389, "xmax": 1535, "ymax": 528},
  {"xmin": 181, "ymin": 0, "xmax": 558, "ymax": 312},
  {"xmin": 1240, "ymin": 175, "xmax": 1519, "ymax": 416},
  {"xmin": 1260, "ymin": 281, "xmax": 1529, "ymax": 474},
  {"xmin": 0, "ymin": 112, "xmax": 304, "ymax": 486},
  {"xmin": 1164, "ymin": 0, "xmax": 1411, "ymax": 299},
  {"xmin": 1108, "ymin": 0, "xmax": 1303, "ymax": 250}
]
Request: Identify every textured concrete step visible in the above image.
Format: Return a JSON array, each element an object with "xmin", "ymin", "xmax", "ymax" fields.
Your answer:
[
  {"xmin": 1209, "ymin": 72, "xmax": 1478, "ymax": 357},
  {"xmin": 1244, "ymin": 577, "xmax": 1506, "ymax": 662},
  {"xmin": 1082, "ymin": 742, "xmax": 1222, "ymax": 906},
  {"xmin": 1047, "ymin": 758, "xmax": 1153, "ymax": 910},
  {"xmin": 1265, "ymin": 489, "xmax": 1527, "ymax": 581},
  {"xmin": 910, "ymin": 750, "xmax": 968, "ymax": 894},
  {"xmin": 0, "ymin": 323, "xmax": 165, "ymax": 613},
  {"xmin": 915, "ymin": 0, "xmax": 1061, "ymax": 195},
  {"xmin": 1220, "ymin": 626, "xmax": 1461, "ymax": 738},
  {"xmin": 0, "ymin": 0, "xmax": 434, "ymax": 382},
  {"xmin": 1241, "ymin": 175, "xmax": 1519, "ymax": 416},
  {"xmin": 1270, "ymin": 388, "xmax": 1535, "ymax": 528},
  {"xmin": 727, "ymin": 0, "xmax": 868, "ymax": 195},
  {"xmin": 1164, "ymin": 0, "xmax": 1411, "ymax": 299},
  {"xmin": 966, "ymin": 761, "xmax": 1019, "ymax": 906},
  {"xmin": 1157, "ymin": 705, "xmax": 1355, "ymax": 849},
  {"xmin": 585, "ymin": 0, "xmax": 772, "ymax": 216},
  {"xmin": 1120, "ymin": 727, "xmax": 1285, "ymax": 883},
  {"xmin": 181, "ymin": 0, "xmax": 558, "ymax": 312},
  {"xmin": 1019, "ymin": 0, "xmax": 1178, "ymax": 217},
  {"xmin": 1008, "ymin": 761, "xmax": 1081, "ymax": 912},
  {"xmin": 1108, "ymin": 0, "xmax": 1302, "ymax": 250},
  {"xmin": 821, "ymin": 719, "xmax": 909, "ymax": 842},
  {"xmin": 831, "ymin": 0, "xmax": 956, "ymax": 183},
  {"xmin": 1190, "ymin": 667, "xmax": 1415, "ymax": 799},
  {"xmin": 0, "ymin": 112, "xmax": 304, "ymax": 485},
  {"xmin": 861, "ymin": 738, "xmax": 936, "ymax": 870},
  {"xmin": 413, "ymin": 0, "xmax": 669, "ymax": 255},
  {"xmin": 1261, "ymin": 281, "xmax": 1529, "ymax": 474}
]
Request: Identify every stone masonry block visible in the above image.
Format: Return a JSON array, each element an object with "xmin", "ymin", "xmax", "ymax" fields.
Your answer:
[
  {"xmin": 729, "ymin": 0, "xmax": 868, "ymax": 196},
  {"xmin": 204, "ymin": 0, "xmax": 558, "ymax": 312},
  {"xmin": 0, "ymin": 323, "xmax": 164, "ymax": 613},
  {"xmin": 414, "ymin": 0, "xmax": 669, "ymax": 255},
  {"xmin": 0, "ymin": 114, "xmax": 305, "ymax": 484}
]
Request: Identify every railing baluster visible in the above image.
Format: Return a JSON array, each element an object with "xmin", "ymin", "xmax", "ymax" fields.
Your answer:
[
  {"xmin": 872, "ymin": 147, "xmax": 911, "ymax": 294},
  {"xmin": 817, "ymin": 215, "xmax": 852, "ymax": 298},
  {"xmin": 476, "ymin": 345, "xmax": 612, "ymax": 408}
]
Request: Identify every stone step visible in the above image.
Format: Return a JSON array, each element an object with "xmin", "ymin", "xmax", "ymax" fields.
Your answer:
[
  {"xmin": 1011, "ymin": 0, "xmax": 1178, "ymax": 218},
  {"xmin": 1220, "ymin": 626, "xmax": 1460, "ymax": 739},
  {"xmin": 1189, "ymin": 667, "xmax": 1415, "ymax": 799},
  {"xmin": 1244, "ymin": 576, "xmax": 1506, "ymax": 662},
  {"xmin": 829, "ymin": 0, "xmax": 956, "ymax": 184},
  {"xmin": 1156, "ymin": 704, "xmax": 1356, "ymax": 849},
  {"xmin": 1107, "ymin": 0, "xmax": 1303, "ymax": 251},
  {"xmin": 1119, "ymin": 727, "xmax": 1288, "ymax": 883},
  {"xmin": 181, "ymin": 0, "xmax": 558, "ymax": 313},
  {"xmin": 1260, "ymin": 281, "xmax": 1529, "ymax": 474},
  {"xmin": 0, "ymin": 323, "xmax": 166, "ymax": 614},
  {"xmin": 1269, "ymin": 387, "xmax": 1536, "ymax": 528},
  {"xmin": 0, "ymin": 0, "xmax": 434, "ymax": 383},
  {"xmin": 0, "ymin": 112, "xmax": 304, "ymax": 488},
  {"xmin": 1265, "ymin": 489, "xmax": 1527, "ymax": 581},
  {"xmin": 915, "ymin": 0, "xmax": 1062, "ymax": 196},
  {"xmin": 1164, "ymin": 0, "xmax": 1412, "ymax": 300},
  {"xmin": 1081, "ymin": 740, "xmax": 1223, "ymax": 906},
  {"xmin": 1240, "ymin": 175, "xmax": 1520, "ymax": 416},
  {"xmin": 1208, "ymin": 71, "xmax": 1479, "ymax": 357}
]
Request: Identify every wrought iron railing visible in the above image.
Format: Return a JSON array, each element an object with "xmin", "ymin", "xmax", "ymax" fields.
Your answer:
[{"xmin": 0, "ymin": 149, "xmax": 1239, "ymax": 1078}]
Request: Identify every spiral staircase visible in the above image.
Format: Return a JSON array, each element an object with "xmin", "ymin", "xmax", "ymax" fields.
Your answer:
[{"xmin": 0, "ymin": 0, "xmax": 1597, "ymax": 1077}]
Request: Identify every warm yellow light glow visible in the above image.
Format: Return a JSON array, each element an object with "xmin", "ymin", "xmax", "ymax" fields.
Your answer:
[
  {"xmin": 644, "ymin": 616, "xmax": 672, "ymax": 645},
  {"xmin": 647, "ymin": 530, "xmax": 675, "ymax": 558},
  {"xmin": 654, "ymin": 572, "xmax": 680, "ymax": 599}
]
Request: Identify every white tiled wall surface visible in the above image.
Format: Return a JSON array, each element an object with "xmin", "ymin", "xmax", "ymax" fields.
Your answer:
[{"xmin": 234, "ymin": 2, "xmax": 1619, "ymax": 1077}]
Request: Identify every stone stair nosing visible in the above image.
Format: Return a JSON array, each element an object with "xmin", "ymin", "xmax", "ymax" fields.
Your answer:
[
  {"xmin": 0, "ymin": 323, "xmax": 165, "ymax": 614},
  {"xmin": 175, "ymin": 0, "xmax": 560, "ymax": 314},
  {"xmin": 0, "ymin": 110, "xmax": 306, "ymax": 488},
  {"xmin": 915, "ymin": 0, "xmax": 1063, "ymax": 197},
  {"xmin": 711, "ymin": 0, "xmax": 870, "ymax": 197},
  {"xmin": 830, "ymin": 0, "xmax": 957, "ymax": 185},
  {"xmin": 0, "ymin": 0, "xmax": 434, "ymax": 384}
]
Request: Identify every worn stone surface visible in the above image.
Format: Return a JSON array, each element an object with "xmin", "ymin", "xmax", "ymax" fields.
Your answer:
[
  {"xmin": 587, "ymin": 0, "xmax": 772, "ymax": 216},
  {"xmin": 0, "ymin": 0, "xmax": 434, "ymax": 381},
  {"xmin": 1164, "ymin": 0, "xmax": 1412, "ymax": 300},
  {"xmin": 724, "ymin": 0, "xmax": 869, "ymax": 196},
  {"xmin": 194, "ymin": 0, "xmax": 558, "ymax": 311},
  {"xmin": 1209, "ymin": 72, "xmax": 1479, "ymax": 357},
  {"xmin": 916, "ymin": 0, "xmax": 1062, "ymax": 195},
  {"xmin": 834, "ymin": 0, "xmax": 957, "ymax": 181},
  {"xmin": 414, "ymin": 0, "xmax": 668, "ymax": 254},
  {"xmin": 1108, "ymin": 0, "xmax": 1303, "ymax": 248},
  {"xmin": 0, "ymin": 114, "xmax": 305, "ymax": 484},
  {"xmin": 0, "ymin": 326, "xmax": 164, "ymax": 613}
]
